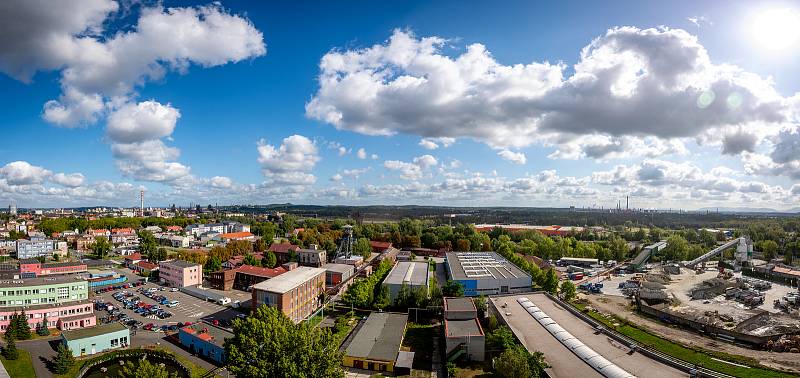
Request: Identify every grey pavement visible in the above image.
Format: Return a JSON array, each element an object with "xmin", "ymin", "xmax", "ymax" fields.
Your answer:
[{"xmin": 18, "ymin": 337, "xmax": 61, "ymax": 378}]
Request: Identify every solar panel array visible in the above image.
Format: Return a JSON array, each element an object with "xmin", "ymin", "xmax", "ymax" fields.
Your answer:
[
  {"xmin": 516, "ymin": 297, "xmax": 637, "ymax": 378},
  {"xmin": 456, "ymin": 252, "xmax": 520, "ymax": 279}
]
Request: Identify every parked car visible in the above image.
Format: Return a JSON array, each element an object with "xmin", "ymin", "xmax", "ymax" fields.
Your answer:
[
  {"xmin": 170, "ymin": 288, "xmax": 179, "ymax": 292},
  {"xmin": 167, "ymin": 300, "xmax": 179, "ymax": 308}
]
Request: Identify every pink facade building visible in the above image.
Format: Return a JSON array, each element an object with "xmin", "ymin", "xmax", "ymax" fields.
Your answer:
[
  {"xmin": 0, "ymin": 301, "xmax": 96, "ymax": 331},
  {"xmin": 159, "ymin": 260, "xmax": 202, "ymax": 287}
]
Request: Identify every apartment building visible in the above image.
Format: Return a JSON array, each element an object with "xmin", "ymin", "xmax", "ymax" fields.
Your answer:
[
  {"xmin": 251, "ymin": 267, "xmax": 325, "ymax": 323},
  {"xmin": 298, "ymin": 245, "xmax": 326, "ymax": 267},
  {"xmin": 0, "ymin": 276, "xmax": 94, "ymax": 331},
  {"xmin": 15, "ymin": 239, "xmax": 56, "ymax": 259},
  {"xmin": 159, "ymin": 260, "xmax": 202, "ymax": 287}
]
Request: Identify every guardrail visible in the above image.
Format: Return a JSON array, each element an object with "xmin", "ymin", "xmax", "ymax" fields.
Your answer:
[{"xmin": 543, "ymin": 292, "xmax": 736, "ymax": 378}]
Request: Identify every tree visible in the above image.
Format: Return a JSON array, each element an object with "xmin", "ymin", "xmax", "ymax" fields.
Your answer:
[
  {"xmin": 494, "ymin": 346, "xmax": 547, "ymax": 378},
  {"xmin": 254, "ymin": 238, "xmax": 267, "ymax": 252},
  {"xmin": 7, "ymin": 311, "xmax": 31, "ymax": 341},
  {"xmin": 120, "ymin": 358, "xmax": 178, "ymax": 378},
  {"xmin": 205, "ymin": 255, "xmax": 222, "ymax": 272},
  {"xmin": 227, "ymin": 240, "xmax": 254, "ymax": 256},
  {"xmin": 486, "ymin": 326, "xmax": 516, "ymax": 353},
  {"xmin": 2, "ymin": 335, "xmax": 18, "ymax": 360},
  {"xmin": 560, "ymin": 280, "xmax": 576, "ymax": 302},
  {"xmin": 442, "ymin": 280, "xmax": 464, "ymax": 297},
  {"xmin": 608, "ymin": 236, "xmax": 629, "ymax": 261},
  {"xmin": 52, "ymin": 344, "xmax": 75, "ymax": 374},
  {"xmin": 243, "ymin": 253, "xmax": 260, "ymax": 267},
  {"xmin": 91, "ymin": 236, "xmax": 111, "ymax": 259},
  {"xmin": 354, "ymin": 238, "xmax": 372, "ymax": 259},
  {"xmin": 474, "ymin": 295, "xmax": 487, "ymax": 318},
  {"xmin": 662, "ymin": 235, "xmax": 689, "ymax": 262},
  {"xmin": 261, "ymin": 251, "xmax": 277, "ymax": 268},
  {"xmin": 36, "ymin": 313, "xmax": 50, "ymax": 336},
  {"xmin": 224, "ymin": 305, "xmax": 344, "ymax": 378},
  {"xmin": 139, "ymin": 230, "xmax": 158, "ymax": 259},
  {"xmin": 759, "ymin": 240, "xmax": 779, "ymax": 261},
  {"xmin": 542, "ymin": 268, "xmax": 559, "ymax": 294}
]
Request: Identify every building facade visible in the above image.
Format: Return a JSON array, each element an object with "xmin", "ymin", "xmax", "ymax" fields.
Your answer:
[
  {"xmin": 383, "ymin": 261, "xmax": 429, "ymax": 304},
  {"xmin": 61, "ymin": 323, "xmax": 130, "ymax": 357},
  {"xmin": 445, "ymin": 252, "xmax": 532, "ymax": 297},
  {"xmin": 251, "ymin": 267, "xmax": 325, "ymax": 323},
  {"xmin": 178, "ymin": 324, "xmax": 232, "ymax": 364},
  {"xmin": 18, "ymin": 260, "xmax": 87, "ymax": 278},
  {"xmin": 0, "ymin": 277, "xmax": 88, "ymax": 307},
  {"xmin": 298, "ymin": 245, "xmax": 326, "ymax": 267},
  {"xmin": 0, "ymin": 301, "xmax": 95, "ymax": 331},
  {"xmin": 15, "ymin": 239, "xmax": 56, "ymax": 259},
  {"xmin": 159, "ymin": 260, "xmax": 202, "ymax": 287}
]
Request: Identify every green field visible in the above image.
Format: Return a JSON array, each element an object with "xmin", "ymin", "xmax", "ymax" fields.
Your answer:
[
  {"xmin": 1, "ymin": 348, "xmax": 36, "ymax": 378},
  {"xmin": 572, "ymin": 303, "xmax": 796, "ymax": 378}
]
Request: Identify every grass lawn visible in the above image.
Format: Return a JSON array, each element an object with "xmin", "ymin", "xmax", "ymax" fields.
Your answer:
[
  {"xmin": 55, "ymin": 346, "xmax": 211, "ymax": 378},
  {"xmin": 572, "ymin": 302, "xmax": 796, "ymax": 378},
  {"xmin": 1, "ymin": 348, "xmax": 36, "ymax": 378}
]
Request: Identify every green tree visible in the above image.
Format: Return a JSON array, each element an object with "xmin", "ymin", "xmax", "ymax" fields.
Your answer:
[
  {"xmin": 205, "ymin": 255, "xmax": 222, "ymax": 272},
  {"xmin": 353, "ymin": 237, "xmax": 372, "ymax": 259},
  {"xmin": 139, "ymin": 230, "xmax": 158, "ymax": 259},
  {"xmin": 52, "ymin": 344, "xmax": 75, "ymax": 374},
  {"xmin": 261, "ymin": 251, "xmax": 277, "ymax": 268},
  {"xmin": 36, "ymin": 313, "xmax": 50, "ymax": 336},
  {"xmin": 442, "ymin": 280, "xmax": 464, "ymax": 297},
  {"xmin": 243, "ymin": 253, "xmax": 261, "ymax": 267},
  {"xmin": 119, "ymin": 358, "xmax": 178, "ymax": 378},
  {"xmin": 759, "ymin": 240, "xmax": 779, "ymax": 261},
  {"xmin": 542, "ymin": 268, "xmax": 559, "ymax": 294},
  {"xmin": 254, "ymin": 238, "xmax": 267, "ymax": 252},
  {"xmin": 474, "ymin": 295, "xmax": 487, "ymax": 318},
  {"xmin": 560, "ymin": 280, "xmax": 576, "ymax": 302},
  {"xmin": 662, "ymin": 235, "xmax": 689, "ymax": 262},
  {"xmin": 608, "ymin": 236, "xmax": 630, "ymax": 261},
  {"xmin": 9, "ymin": 311, "xmax": 31, "ymax": 340},
  {"xmin": 486, "ymin": 326, "xmax": 516, "ymax": 353},
  {"xmin": 494, "ymin": 346, "xmax": 547, "ymax": 378},
  {"xmin": 224, "ymin": 305, "xmax": 344, "ymax": 378},
  {"xmin": 91, "ymin": 236, "xmax": 111, "ymax": 259},
  {"xmin": 2, "ymin": 335, "xmax": 18, "ymax": 360}
]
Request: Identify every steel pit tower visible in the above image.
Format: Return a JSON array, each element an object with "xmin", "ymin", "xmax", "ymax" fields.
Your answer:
[{"xmin": 334, "ymin": 225, "xmax": 355, "ymax": 260}]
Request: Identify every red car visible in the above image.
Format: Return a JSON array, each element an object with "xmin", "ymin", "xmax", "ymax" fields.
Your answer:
[{"xmin": 143, "ymin": 323, "xmax": 155, "ymax": 331}]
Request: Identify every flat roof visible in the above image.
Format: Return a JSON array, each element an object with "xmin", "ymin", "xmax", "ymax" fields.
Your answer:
[
  {"xmin": 181, "ymin": 324, "xmax": 233, "ymax": 347},
  {"xmin": 345, "ymin": 312, "xmax": 407, "ymax": 362},
  {"xmin": 445, "ymin": 318, "xmax": 483, "ymax": 337},
  {"xmin": 444, "ymin": 297, "xmax": 475, "ymax": 312},
  {"xmin": 384, "ymin": 261, "xmax": 428, "ymax": 286},
  {"xmin": 62, "ymin": 322, "xmax": 128, "ymax": 341},
  {"xmin": 323, "ymin": 263, "xmax": 355, "ymax": 275},
  {"xmin": 252, "ymin": 266, "xmax": 325, "ymax": 294},
  {"xmin": 0, "ymin": 275, "xmax": 86, "ymax": 287},
  {"xmin": 446, "ymin": 252, "xmax": 530, "ymax": 281},
  {"xmin": 180, "ymin": 285, "xmax": 228, "ymax": 301},
  {"xmin": 161, "ymin": 260, "xmax": 200, "ymax": 269}
]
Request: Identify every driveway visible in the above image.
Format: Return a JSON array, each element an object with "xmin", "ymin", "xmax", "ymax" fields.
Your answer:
[{"xmin": 18, "ymin": 337, "xmax": 60, "ymax": 378}]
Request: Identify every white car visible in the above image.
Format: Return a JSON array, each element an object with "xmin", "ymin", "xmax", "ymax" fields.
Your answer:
[
  {"xmin": 167, "ymin": 300, "xmax": 179, "ymax": 308},
  {"xmin": 170, "ymin": 288, "xmax": 179, "ymax": 292}
]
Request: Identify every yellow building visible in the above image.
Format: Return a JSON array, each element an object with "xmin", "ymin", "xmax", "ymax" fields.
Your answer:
[{"xmin": 342, "ymin": 312, "xmax": 413, "ymax": 373}]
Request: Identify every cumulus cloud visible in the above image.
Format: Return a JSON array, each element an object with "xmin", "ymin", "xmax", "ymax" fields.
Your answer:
[
  {"xmin": 106, "ymin": 101, "xmax": 180, "ymax": 143},
  {"xmin": 356, "ymin": 148, "xmax": 367, "ymax": 159},
  {"xmin": 497, "ymin": 150, "xmax": 527, "ymax": 164},
  {"xmin": 0, "ymin": 161, "xmax": 52, "ymax": 185},
  {"xmin": 307, "ymin": 27, "xmax": 790, "ymax": 166},
  {"xmin": 51, "ymin": 172, "xmax": 86, "ymax": 187},
  {"xmin": 384, "ymin": 154, "xmax": 437, "ymax": 180},
  {"xmin": 257, "ymin": 135, "xmax": 320, "ymax": 185},
  {"xmin": 209, "ymin": 176, "xmax": 233, "ymax": 189},
  {"xmin": 419, "ymin": 137, "xmax": 455, "ymax": 150},
  {"xmin": 111, "ymin": 140, "xmax": 192, "ymax": 183}
]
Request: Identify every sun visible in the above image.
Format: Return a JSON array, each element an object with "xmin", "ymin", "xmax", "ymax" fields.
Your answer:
[{"xmin": 752, "ymin": 8, "xmax": 800, "ymax": 50}]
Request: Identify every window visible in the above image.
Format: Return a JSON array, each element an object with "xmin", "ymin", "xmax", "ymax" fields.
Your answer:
[{"xmin": 110, "ymin": 338, "xmax": 119, "ymax": 347}]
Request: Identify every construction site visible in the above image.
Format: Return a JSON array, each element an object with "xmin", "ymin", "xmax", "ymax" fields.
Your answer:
[{"xmin": 582, "ymin": 238, "xmax": 800, "ymax": 354}]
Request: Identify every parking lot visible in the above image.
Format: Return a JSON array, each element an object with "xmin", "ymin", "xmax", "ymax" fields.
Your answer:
[{"xmin": 91, "ymin": 268, "xmax": 245, "ymax": 334}]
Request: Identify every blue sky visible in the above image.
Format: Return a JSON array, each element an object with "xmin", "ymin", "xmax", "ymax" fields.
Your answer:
[{"xmin": 1, "ymin": 0, "xmax": 799, "ymax": 210}]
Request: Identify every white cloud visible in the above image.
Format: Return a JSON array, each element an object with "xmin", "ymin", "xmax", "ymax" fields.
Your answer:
[
  {"xmin": 0, "ymin": 161, "xmax": 51, "ymax": 185},
  {"xmin": 687, "ymin": 16, "xmax": 712, "ymax": 28},
  {"xmin": 106, "ymin": 101, "xmax": 180, "ymax": 143},
  {"xmin": 51, "ymin": 172, "xmax": 85, "ymax": 187},
  {"xmin": 371, "ymin": 154, "xmax": 379, "ymax": 160},
  {"xmin": 330, "ymin": 174, "xmax": 343, "ymax": 182},
  {"xmin": 356, "ymin": 148, "xmax": 367, "ymax": 159},
  {"xmin": 384, "ymin": 154, "xmax": 437, "ymax": 180},
  {"xmin": 209, "ymin": 176, "xmax": 233, "ymax": 189},
  {"xmin": 257, "ymin": 135, "xmax": 320, "ymax": 185},
  {"xmin": 307, "ymin": 27, "xmax": 788, "ymax": 165},
  {"xmin": 112, "ymin": 140, "xmax": 192, "ymax": 183},
  {"xmin": 497, "ymin": 150, "xmax": 527, "ymax": 164},
  {"xmin": 419, "ymin": 137, "xmax": 455, "ymax": 150}
]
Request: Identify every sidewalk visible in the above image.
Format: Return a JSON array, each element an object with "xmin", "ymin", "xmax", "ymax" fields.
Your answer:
[{"xmin": 0, "ymin": 359, "xmax": 10, "ymax": 378}]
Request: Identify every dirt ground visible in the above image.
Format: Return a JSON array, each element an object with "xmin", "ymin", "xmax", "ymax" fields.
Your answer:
[{"xmin": 583, "ymin": 294, "xmax": 800, "ymax": 373}]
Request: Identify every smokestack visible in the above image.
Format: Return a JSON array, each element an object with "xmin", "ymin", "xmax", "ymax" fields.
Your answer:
[
  {"xmin": 626, "ymin": 196, "xmax": 629, "ymax": 211},
  {"xmin": 140, "ymin": 190, "xmax": 144, "ymax": 217}
]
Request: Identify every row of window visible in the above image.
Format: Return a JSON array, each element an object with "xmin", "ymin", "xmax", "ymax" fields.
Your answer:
[{"xmin": 0, "ymin": 285, "xmax": 84, "ymax": 297}]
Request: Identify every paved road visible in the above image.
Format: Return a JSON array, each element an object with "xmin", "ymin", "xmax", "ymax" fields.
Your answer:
[{"xmin": 18, "ymin": 337, "xmax": 60, "ymax": 378}]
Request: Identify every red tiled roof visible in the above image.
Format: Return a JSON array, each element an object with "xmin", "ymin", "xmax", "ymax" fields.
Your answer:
[
  {"xmin": 126, "ymin": 253, "xmax": 143, "ymax": 261},
  {"xmin": 136, "ymin": 261, "xmax": 158, "ymax": 270},
  {"xmin": 370, "ymin": 241, "xmax": 392, "ymax": 249},
  {"xmin": 269, "ymin": 243, "xmax": 299, "ymax": 253},
  {"xmin": 112, "ymin": 228, "xmax": 135, "ymax": 234},
  {"xmin": 236, "ymin": 264, "xmax": 287, "ymax": 278},
  {"xmin": 219, "ymin": 232, "xmax": 254, "ymax": 240},
  {"xmin": 166, "ymin": 226, "xmax": 183, "ymax": 231}
]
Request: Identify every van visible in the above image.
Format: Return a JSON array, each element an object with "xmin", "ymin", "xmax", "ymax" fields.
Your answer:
[{"xmin": 217, "ymin": 297, "xmax": 231, "ymax": 305}]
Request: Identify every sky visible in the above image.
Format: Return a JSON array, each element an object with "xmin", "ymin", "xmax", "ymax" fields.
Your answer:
[{"xmin": 1, "ymin": 0, "xmax": 800, "ymax": 210}]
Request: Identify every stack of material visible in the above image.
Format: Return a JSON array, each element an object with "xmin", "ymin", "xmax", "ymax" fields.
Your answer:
[
  {"xmin": 645, "ymin": 273, "xmax": 671, "ymax": 285},
  {"xmin": 690, "ymin": 278, "xmax": 736, "ymax": 300}
]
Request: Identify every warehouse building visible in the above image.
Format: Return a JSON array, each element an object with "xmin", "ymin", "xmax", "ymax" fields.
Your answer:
[
  {"xmin": 383, "ymin": 261, "xmax": 429, "ymax": 304},
  {"xmin": 343, "ymin": 312, "xmax": 413, "ymax": 374},
  {"xmin": 323, "ymin": 263, "xmax": 354, "ymax": 288},
  {"xmin": 61, "ymin": 322, "xmax": 129, "ymax": 357},
  {"xmin": 444, "ymin": 297, "xmax": 484, "ymax": 361},
  {"xmin": 445, "ymin": 252, "xmax": 531, "ymax": 297}
]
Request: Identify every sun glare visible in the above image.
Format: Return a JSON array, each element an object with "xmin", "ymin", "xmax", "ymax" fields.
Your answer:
[{"xmin": 752, "ymin": 8, "xmax": 800, "ymax": 50}]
